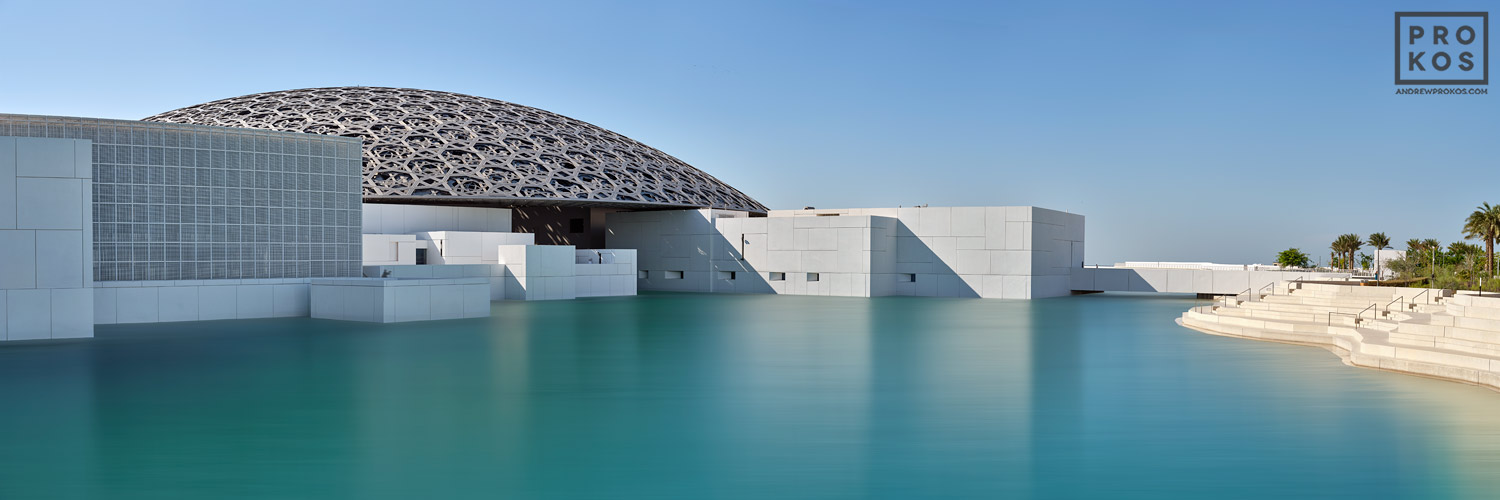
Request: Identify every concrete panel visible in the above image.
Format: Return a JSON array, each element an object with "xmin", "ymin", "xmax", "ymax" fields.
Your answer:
[
  {"xmin": 990, "ymin": 251, "xmax": 1031, "ymax": 275},
  {"xmin": 1166, "ymin": 269, "xmax": 1196, "ymax": 293},
  {"xmin": 1070, "ymin": 268, "xmax": 1095, "ymax": 291},
  {"xmin": 1005, "ymin": 206, "xmax": 1032, "ymax": 222},
  {"xmin": 16, "ymin": 178, "xmax": 82, "ymax": 230},
  {"xmin": 1130, "ymin": 269, "xmax": 1168, "ymax": 292},
  {"xmin": 7, "ymin": 289, "xmax": 49, "ymax": 339},
  {"xmin": 15, "ymin": 137, "xmax": 76, "ymax": 178},
  {"xmin": 0, "ymin": 138, "xmax": 13, "ymax": 229},
  {"xmin": 430, "ymin": 284, "xmax": 464, "ymax": 320},
  {"xmin": 94, "ymin": 288, "xmax": 117, "ymax": 324},
  {"xmin": 951, "ymin": 207, "xmax": 985, "ymax": 237},
  {"xmin": 34, "ymin": 230, "xmax": 83, "ymax": 289},
  {"xmin": 1002, "ymin": 275, "xmax": 1030, "ymax": 299},
  {"xmin": 236, "ymin": 285, "xmax": 274, "ymax": 319},
  {"xmin": 917, "ymin": 207, "xmax": 951, "ymax": 237},
  {"xmin": 1096, "ymin": 268, "xmax": 1130, "ymax": 291},
  {"xmin": 199, "ymin": 286, "xmax": 238, "ymax": 320},
  {"xmin": 116, "ymin": 287, "xmax": 159, "ymax": 324},
  {"xmin": 1211, "ymin": 270, "xmax": 1251, "ymax": 295},
  {"xmin": 956, "ymin": 249, "xmax": 990, "ymax": 274},
  {"xmin": 394, "ymin": 286, "xmax": 430, "ymax": 321},
  {"xmin": 0, "ymin": 230, "xmax": 36, "ymax": 288},
  {"xmin": 273, "ymin": 284, "xmax": 310, "ymax": 317},
  {"xmin": 158, "ymin": 286, "xmax": 200, "ymax": 322}
]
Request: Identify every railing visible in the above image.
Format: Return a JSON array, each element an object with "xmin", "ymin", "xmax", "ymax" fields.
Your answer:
[
  {"xmin": 1327, "ymin": 303, "xmax": 1377, "ymax": 326},
  {"xmin": 1414, "ymin": 288, "xmax": 1430, "ymax": 305},
  {"xmin": 1258, "ymin": 282, "xmax": 1276, "ymax": 298},
  {"xmin": 1384, "ymin": 295, "xmax": 1405, "ymax": 315},
  {"xmin": 1221, "ymin": 288, "xmax": 1251, "ymax": 307}
]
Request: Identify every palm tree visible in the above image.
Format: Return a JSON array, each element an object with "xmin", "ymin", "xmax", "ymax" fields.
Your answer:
[
  {"xmin": 1369, "ymin": 232, "xmax": 1391, "ymax": 278},
  {"xmin": 1407, "ymin": 238, "xmax": 1425, "ymax": 253},
  {"xmin": 1332, "ymin": 234, "xmax": 1362, "ymax": 271},
  {"xmin": 1463, "ymin": 203, "xmax": 1500, "ymax": 278}
]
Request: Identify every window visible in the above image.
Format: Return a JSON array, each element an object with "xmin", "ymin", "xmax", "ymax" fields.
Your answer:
[
  {"xmin": 900, "ymin": 273, "xmax": 916, "ymax": 282},
  {"xmin": 569, "ymin": 218, "xmax": 585, "ymax": 233},
  {"xmin": 665, "ymin": 270, "xmax": 684, "ymax": 279},
  {"xmin": 769, "ymin": 272, "xmax": 786, "ymax": 281},
  {"xmin": 638, "ymin": 270, "xmax": 649, "ymax": 279},
  {"xmin": 806, "ymin": 272, "xmax": 820, "ymax": 282},
  {"xmin": 718, "ymin": 271, "xmax": 736, "ymax": 280},
  {"xmin": 415, "ymin": 248, "xmax": 427, "ymax": 265}
]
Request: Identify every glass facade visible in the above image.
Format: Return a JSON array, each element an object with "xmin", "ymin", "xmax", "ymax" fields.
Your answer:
[{"xmin": 0, "ymin": 114, "xmax": 363, "ymax": 281}]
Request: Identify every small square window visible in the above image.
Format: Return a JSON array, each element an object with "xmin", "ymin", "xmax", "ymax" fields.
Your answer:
[
  {"xmin": 900, "ymin": 273, "xmax": 916, "ymax": 282},
  {"xmin": 718, "ymin": 271, "xmax": 736, "ymax": 280},
  {"xmin": 665, "ymin": 270, "xmax": 684, "ymax": 279},
  {"xmin": 769, "ymin": 272, "xmax": 786, "ymax": 281},
  {"xmin": 638, "ymin": 270, "xmax": 649, "ymax": 279},
  {"xmin": 806, "ymin": 272, "xmax": 820, "ymax": 282}
]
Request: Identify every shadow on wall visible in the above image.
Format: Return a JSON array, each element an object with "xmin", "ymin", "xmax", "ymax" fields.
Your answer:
[{"xmin": 511, "ymin": 206, "xmax": 624, "ymax": 249}]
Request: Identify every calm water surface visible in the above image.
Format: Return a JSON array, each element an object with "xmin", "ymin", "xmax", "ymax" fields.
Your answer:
[{"xmin": 3, "ymin": 293, "xmax": 1500, "ymax": 499}]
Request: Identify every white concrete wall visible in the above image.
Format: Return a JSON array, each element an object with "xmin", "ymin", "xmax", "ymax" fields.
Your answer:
[
  {"xmin": 606, "ymin": 206, "xmax": 1085, "ymax": 299},
  {"xmin": 575, "ymin": 249, "xmax": 637, "ymax": 297},
  {"xmin": 362, "ymin": 234, "xmax": 426, "ymax": 266},
  {"xmin": 0, "ymin": 137, "xmax": 94, "ymax": 340},
  {"xmin": 1070, "ymin": 267, "xmax": 1352, "ymax": 295},
  {"xmin": 310, "ymin": 277, "xmax": 489, "ymax": 323},
  {"xmin": 361, "ymin": 263, "xmax": 508, "ymax": 301},
  {"xmin": 414, "ymin": 231, "xmax": 535, "ymax": 265},
  {"xmin": 94, "ymin": 279, "xmax": 312, "ymax": 324},
  {"xmin": 361, "ymin": 203, "xmax": 511, "ymax": 234},
  {"xmin": 498, "ymin": 244, "xmax": 576, "ymax": 300}
]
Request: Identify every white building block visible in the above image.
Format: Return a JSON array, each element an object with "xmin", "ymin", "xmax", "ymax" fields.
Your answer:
[
  {"xmin": 7, "ymin": 289, "xmax": 49, "ymax": 339},
  {"xmin": 235, "ymin": 285, "xmax": 274, "ymax": 319},
  {"xmin": 116, "ymin": 287, "xmax": 159, "ymax": 324},
  {"xmin": 35, "ymin": 230, "xmax": 83, "ymax": 289},
  {"xmin": 0, "ymin": 230, "xmax": 36, "ymax": 289},
  {"xmin": 158, "ymin": 286, "xmax": 200, "ymax": 322},
  {"xmin": 17, "ymin": 178, "xmax": 83, "ymax": 230},
  {"xmin": 199, "ymin": 285, "xmax": 238, "ymax": 320}
]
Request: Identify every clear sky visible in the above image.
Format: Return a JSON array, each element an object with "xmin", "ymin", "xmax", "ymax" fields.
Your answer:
[{"xmin": 0, "ymin": 0, "xmax": 1494, "ymax": 265}]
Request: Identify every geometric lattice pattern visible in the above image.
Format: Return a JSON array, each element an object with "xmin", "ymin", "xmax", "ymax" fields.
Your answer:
[
  {"xmin": 144, "ymin": 87, "xmax": 768, "ymax": 212},
  {"xmin": 0, "ymin": 114, "xmax": 365, "ymax": 282}
]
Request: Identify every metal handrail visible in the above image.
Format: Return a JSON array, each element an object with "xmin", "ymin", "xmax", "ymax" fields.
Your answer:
[
  {"xmin": 1328, "ymin": 303, "xmax": 1377, "ymax": 325},
  {"xmin": 1259, "ymin": 282, "xmax": 1276, "ymax": 298},
  {"xmin": 1384, "ymin": 295, "xmax": 1404, "ymax": 314},
  {"xmin": 1414, "ymin": 289, "xmax": 1430, "ymax": 304}
]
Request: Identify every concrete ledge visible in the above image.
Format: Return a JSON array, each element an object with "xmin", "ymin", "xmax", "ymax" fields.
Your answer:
[{"xmin": 310, "ymin": 278, "xmax": 489, "ymax": 323}]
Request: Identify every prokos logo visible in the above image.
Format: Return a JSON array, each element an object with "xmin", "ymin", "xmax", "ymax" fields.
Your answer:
[{"xmin": 1396, "ymin": 12, "xmax": 1488, "ymax": 85}]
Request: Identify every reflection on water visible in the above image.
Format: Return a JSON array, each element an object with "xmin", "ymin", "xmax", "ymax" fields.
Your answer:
[{"xmin": 2, "ymin": 293, "xmax": 1500, "ymax": 499}]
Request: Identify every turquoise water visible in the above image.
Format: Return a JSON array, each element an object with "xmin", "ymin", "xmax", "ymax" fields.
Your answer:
[{"xmin": 3, "ymin": 293, "xmax": 1500, "ymax": 499}]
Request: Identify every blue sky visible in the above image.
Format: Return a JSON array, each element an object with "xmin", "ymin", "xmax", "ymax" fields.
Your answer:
[{"xmin": 0, "ymin": 0, "xmax": 1494, "ymax": 265}]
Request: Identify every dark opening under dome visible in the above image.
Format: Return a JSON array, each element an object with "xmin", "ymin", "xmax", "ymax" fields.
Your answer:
[{"xmin": 144, "ymin": 86, "xmax": 767, "ymax": 212}]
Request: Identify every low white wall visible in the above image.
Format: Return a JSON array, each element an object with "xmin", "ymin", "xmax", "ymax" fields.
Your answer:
[
  {"xmin": 362, "ymin": 264, "xmax": 507, "ymax": 300},
  {"xmin": 94, "ymin": 279, "xmax": 312, "ymax": 325},
  {"xmin": 362, "ymin": 203, "xmax": 511, "ymax": 234},
  {"xmin": 499, "ymin": 245, "xmax": 576, "ymax": 300},
  {"xmin": 575, "ymin": 249, "xmax": 637, "ymax": 297},
  {"xmin": 362, "ymin": 234, "xmax": 426, "ymax": 266},
  {"xmin": 1070, "ymin": 268, "xmax": 1352, "ymax": 294},
  {"xmin": 310, "ymin": 277, "xmax": 489, "ymax": 323},
  {"xmin": 415, "ymin": 231, "xmax": 535, "ymax": 265}
]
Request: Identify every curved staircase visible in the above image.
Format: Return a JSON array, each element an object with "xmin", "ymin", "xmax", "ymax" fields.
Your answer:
[{"xmin": 1179, "ymin": 282, "xmax": 1500, "ymax": 391}]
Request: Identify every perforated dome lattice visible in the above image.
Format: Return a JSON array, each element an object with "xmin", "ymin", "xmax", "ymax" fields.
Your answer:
[{"xmin": 145, "ymin": 87, "xmax": 766, "ymax": 212}]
